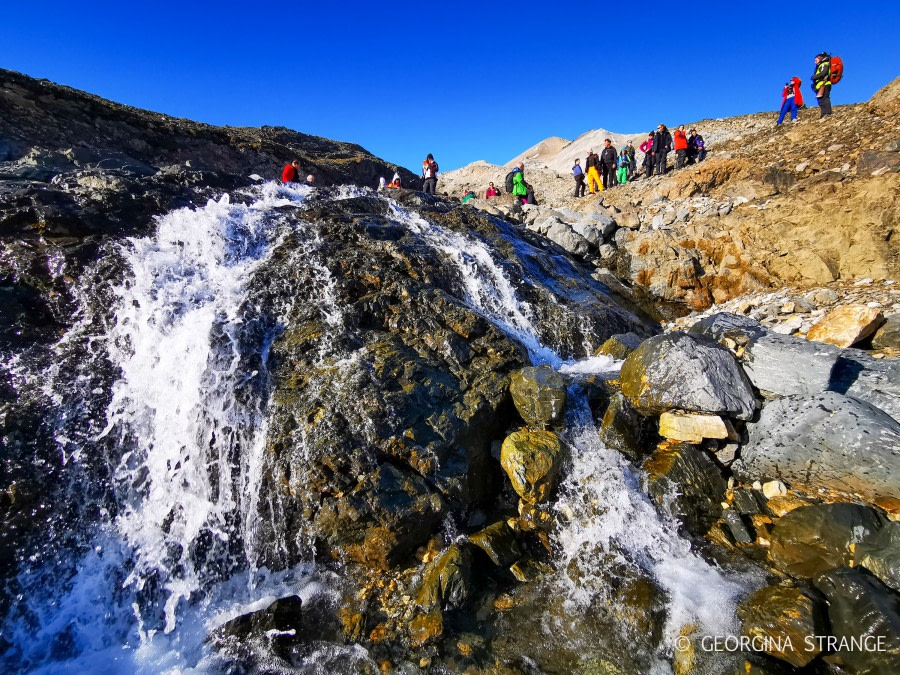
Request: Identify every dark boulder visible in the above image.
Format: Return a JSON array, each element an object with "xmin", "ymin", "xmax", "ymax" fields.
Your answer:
[
  {"xmin": 769, "ymin": 503, "xmax": 885, "ymax": 578},
  {"xmin": 858, "ymin": 521, "xmax": 900, "ymax": 593},
  {"xmin": 738, "ymin": 585, "xmax": 827, "ymax": 667},
  {"xmin": 734, "ymin": 392, "xmax": 900, "ymax": 501},
  {"xmin": 644, "ymin": 442, "xmax": 727, "ymax": 537},
  {"xmin": 620, "ymin": 332, "xmax": 756, "ymax": 420},
  {"xmin": 873, "ymin": 314, "xmax": 900, "ymax": 350},
  {"xmin": 599, "ymin": 392, "xmax": 658, "ymax": 461},
  {"xmin": 814, "ymin": 567, "xmax": 900, "ymax": 674}
]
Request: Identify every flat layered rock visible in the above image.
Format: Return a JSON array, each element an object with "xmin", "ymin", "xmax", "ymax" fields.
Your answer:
[{"xmin": 658, "ymin": 412, "xmax": 729, "ymax": 444}]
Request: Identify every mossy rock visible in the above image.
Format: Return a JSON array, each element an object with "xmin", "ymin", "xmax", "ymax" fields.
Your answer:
[
  {"xmin": 500, "ymin": 429, "xmax": 564, "ymax": 504},
  {"xmin": 509, "ymin": 365, "xmax": 567, "ymax": 426},
  {"xmin": 469, "ymin": 521, "xmax": 522, "ymax": 567},
  {"xmin": 738, "ymin": 585, "xmax": 826, "ymax": 667},
  {"xmin": 415, "ymin": 544, "xmax": 473, "ymax": 612}
]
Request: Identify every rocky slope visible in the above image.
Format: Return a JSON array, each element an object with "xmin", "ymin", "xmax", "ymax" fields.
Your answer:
[{"xmin": 441, "ymin": 79, "xmax": 900, "ymax": 318}]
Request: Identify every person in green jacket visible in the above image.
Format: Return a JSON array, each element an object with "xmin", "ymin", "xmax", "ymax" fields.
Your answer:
[{"xmin": 511, "ymin": 163, "xmax": 528, "ymax": 204}]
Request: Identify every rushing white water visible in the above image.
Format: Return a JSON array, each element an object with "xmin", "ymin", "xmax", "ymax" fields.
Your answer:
[
  {"xmin": 1, "ymin": 181, "xmax": 371, "ymax": 672},
  {"xmin": 4, "ymin": 183, "xmax": 745, "ymax": 673}
]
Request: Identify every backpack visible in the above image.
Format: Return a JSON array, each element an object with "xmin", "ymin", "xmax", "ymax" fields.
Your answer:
[
  {"xmin": 504, "ymin": 170, "xmax": 515, "ymax": 194},
  {"xmin": 829, "ymin": 56, "xmax": 843, "ymax": 84}
]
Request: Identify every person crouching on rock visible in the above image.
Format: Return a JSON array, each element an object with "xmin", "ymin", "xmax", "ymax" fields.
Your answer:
[
  {"xmin": 422, "ymin": 153, "xmax": 439, "ymax": 194},
  {"xmin": 640, "ymin": 132, "xmax": 655, "ymax": 179},
  {"xmin": 572, "ymin": 158, "xmax": 586, "ymax": 197},
  {"xmin": 777, "ymin": 77, "xmax": 804, "ymax": 125},
  {"xmin": 688, "ymin": 129, "xmax": 706, "ymax": 163},
  {"xmin": 304, "ymin": 174, "xmax": 316, "ymax": 186},
  {"xmin": 485, "ymin": 181, "xmax": 499, "ymax": 198},
  {"xmin": 281, "ymin": 160, "xmax": 300, "ymax": 184},
  {"xmin": 511, "ymin": 163, "xmax": 529, "ymax": 204}
]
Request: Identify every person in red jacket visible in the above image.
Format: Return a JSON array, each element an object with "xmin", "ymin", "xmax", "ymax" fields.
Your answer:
[
  {"xmin": 776, "ymin": 77, "xmax": 804, "ymax": 125},
  {"xmin": 281, "ymin": 160, "xmax": 300, "ymax": 184},
  {"xmin": 485, "ymin": 182, "xmax": 499, "ymax": 198},
  {"xmin": 673, "ymin": 126, "xmax": 689, "ymax": 169}
]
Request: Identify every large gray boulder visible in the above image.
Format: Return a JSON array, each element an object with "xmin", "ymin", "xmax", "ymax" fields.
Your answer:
[
  {"xmin": 691, "ymin": 312, "xmax": 900, "ymax": 421},
  {"xmin": 620, "ymin": 332, "xmax": 757, "ymax": 420},
  {"xmin": 734, "ymin": 391, "xmax": 900, "ymax": 500}
]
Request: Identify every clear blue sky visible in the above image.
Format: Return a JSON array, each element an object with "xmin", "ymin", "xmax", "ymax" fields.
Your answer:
[{"xmin": 2, "ymin": 1, "xmax": 898, "ymax": 173}]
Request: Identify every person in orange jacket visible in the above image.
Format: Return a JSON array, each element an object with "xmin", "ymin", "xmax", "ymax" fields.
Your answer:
[
  {"xmin": 281, "ymin": 160, "xmax": 300, "ymax": 184},
  {"xmin": 673, "ymin": 126, "xmax": 689, "ymax": 169},
  {"xmin": 777, "ymin": 77, "xmax": 804, "ymax": 125}
]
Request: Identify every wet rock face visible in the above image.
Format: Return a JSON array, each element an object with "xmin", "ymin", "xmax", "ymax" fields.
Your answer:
[
  {"xmin": 620, "ymin": 332, "xmax": 757, "ymax": 420},
  {"xmin": 814, "ymin": 568, "xmax": 900, "ymax": 674},
  {"xmin": 738, "ymin": 586, "xmax": 826, "ymax": 668},
  {"xmin": 248, "ymin": 193, "xmax": 648, "ymax": 572},
  {"xmin": 509, "ymin": 365, "xmax": 567, "ymax": 426},
  {"xmin": 644, "ymin": 442, "xmax": 727, "ymax": 536},
  {"xmin": 858, "ymin": 522, "xmax": 900, "ymax": 593},
  {"xmin": 734, "ymin": 392, "xmax": 900, "ymax": 501},
  {"xmin": 769, "ymin": 503, "xmax": 885, "ymax": 578}
]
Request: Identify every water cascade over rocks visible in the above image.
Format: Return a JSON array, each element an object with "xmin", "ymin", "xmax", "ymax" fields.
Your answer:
[{"xmin": 2, "ymin": 183, "xmax": 748, "ymax": 673}]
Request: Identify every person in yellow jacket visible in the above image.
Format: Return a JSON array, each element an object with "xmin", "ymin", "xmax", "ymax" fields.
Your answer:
[{"xmin": 584, "ymin": 149, "xmax": 603, "ymax": 194}]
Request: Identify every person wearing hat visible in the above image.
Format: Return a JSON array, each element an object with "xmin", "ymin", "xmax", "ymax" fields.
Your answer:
[
  {"xmin": 811, "ymin": 53, "xmax": 833, "ymax": 118},
  {"xmin": 572, "ymin": 158, "xmax": 586, "ymax": 197}
]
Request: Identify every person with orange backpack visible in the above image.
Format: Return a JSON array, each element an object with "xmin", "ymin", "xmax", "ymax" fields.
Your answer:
[
  {"xmin": 811, "ymin": 52, "xmax": 842, "ymax": 118},
  {"xmin": 777, "ymin": 77, "xmax": 804, "ymax": 125}
]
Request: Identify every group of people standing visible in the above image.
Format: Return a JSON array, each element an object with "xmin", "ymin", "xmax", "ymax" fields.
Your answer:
[{"xmin": 572, "ymin": 126, "xmax": 706, "ymax": 196}]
